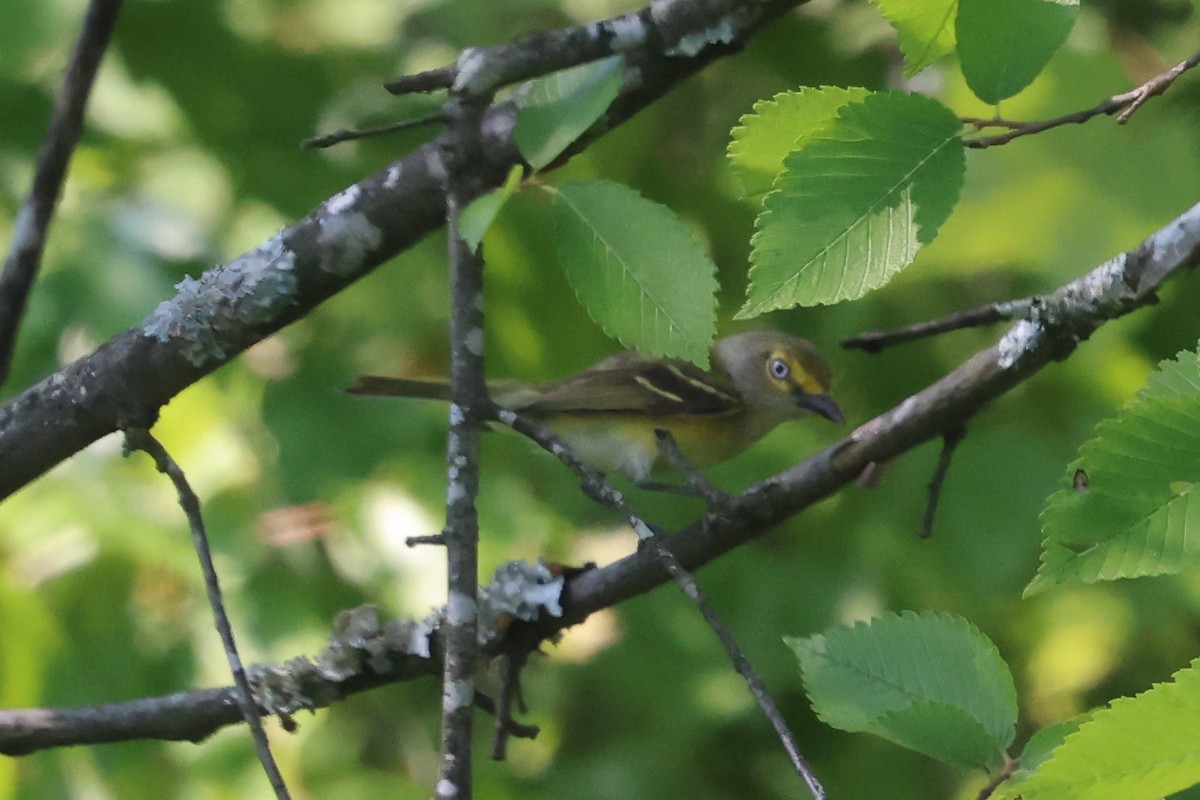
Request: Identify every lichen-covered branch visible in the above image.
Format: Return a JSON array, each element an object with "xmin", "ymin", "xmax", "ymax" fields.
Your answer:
[
  {"xmin": 386, "ymin": 0, "xmax": 793, "ymax": 97},
  {"xmin": 435, "ymin": 94, "xmax": 491, "ymax": 800},
  {"xmin": 0, "ymin": 576, "xmax": 562, "ymax": 755},
  {"xmin": 0, "ymin": 0, "xmax": 807, "ymax": 502},
  {"xmin": 544, "ymin": 201, "xmax": 1200, "ymax": 624},
  {"xmin": 2, "ymin": 201, "xmax": 1196, "ymax": 758}
]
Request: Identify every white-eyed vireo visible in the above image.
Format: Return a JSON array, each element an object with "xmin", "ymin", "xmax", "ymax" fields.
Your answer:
[{"xmin": 348, "ymin": 330, "xmax": 843, "ymax": 484}]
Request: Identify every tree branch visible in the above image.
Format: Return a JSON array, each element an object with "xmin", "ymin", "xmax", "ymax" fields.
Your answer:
[
  {"xmin": 2, "ymin": 200, "xmax": 1198, "ymax": 755},
  {"xmin": 539, "ymin": 199, "xmax": 1200, "ymax": 630},
  {"xmin": 384, "ymin": 0, "xmax": 788, "ymax": 98},
  {"xmin": 1, "ymin": 207, "xmax": 1197, "ymax": 763},
  {"xmin": 0, "ymin": 0, "xmax": 807, "ymax": 501},
  {"xmin": 921, "ymin": 425, "xmax": 966, "ymax": 540},
  {"xmin": 964, "ymin": 48, "xmax": 1200, "ymax": 149},
  {"xmin": 0, "ymin": 0, "xmax": 123, "ymax": 388},
  {"xmin": 435, "ymin": 92, "xmax": 491, "ymax": 799},
  {"xmin": 841, "ymin": 297, "xmax": 1036, "ymax": 352},
  {"xmin": 123, "ymin": 429, "xmax": 290, "ymax": 799}
]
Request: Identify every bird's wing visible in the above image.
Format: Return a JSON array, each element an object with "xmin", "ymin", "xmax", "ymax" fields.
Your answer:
[{"xmin": 516, "ymin": 358, "xmax": 742, "ymax": 417}]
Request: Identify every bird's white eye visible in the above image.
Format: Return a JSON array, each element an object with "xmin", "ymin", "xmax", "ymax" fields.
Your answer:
[{"xmin": 769, "ymin": 357, "xmax": 790, "ymax": 381}]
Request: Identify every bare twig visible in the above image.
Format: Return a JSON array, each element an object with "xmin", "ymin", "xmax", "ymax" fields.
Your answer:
[
  {"xmin": 492, "ymin": 406, "xmax": 625, "ymax": 507},
  {"xmin": 965, "ymin": 49, "xmax": 1200, "ymax": 148},
  {"xmin": 842, "ymin": 298, "xmax": 1036, "ymax": 352},
  {"xmin": 301, "ymin": 112, "xmax": 448, "ymax": 149},
  {"xmin": 384, "ymin": 0, "xmax": 784, "ymax": 99},
  {"xmin": 653, "ymin": 428, "xmax": 733, "ymax": 509},
  {"xmin": 0, "ymin": 0, "xmax": 123, "ymax": 389},
  {"xmin": 122, "ymin": 429, "xmax": 290, "ymax": 800},
  {"xmin": 649, "ymin": 530, "xmax": 828, "ymax": 799},
  {"xmin": 976, "ymin": 754, "xmax": 1018, "ymax": 800},
  {"xmin": 435, "ymin": 92, "xmax": 492, "ymax": 799},
  {"xmin": 406, "ymin": 533, "xmax": 447, "ymax": 547},
  {"xmin": 493, "ymin": 411, "xmax": 826, "ymax": 799},
  {"xmin": 384, "ymin": 65, "xmax": 459, "ymax": 95},
  {"xmin": 921, "ymin": 425, "xmax": 966, "ymax": 539},
  {"xmin": 474, "ymin": 686, "xmax": 538, "ymax": 747},
  {"xmin": 0, "ymin": 605, "xmax": 443, "ymax": 755},
  {"xmin": 489, "ymin": 653, "xmax": 534, "ymax": 760},
  {"xmin": 4, "ymin": 201, "xmax": 1199, "ymax": 757},
  {"xmin": 0, "ymin": 0, "xmax": 807, "ymax": 501}
]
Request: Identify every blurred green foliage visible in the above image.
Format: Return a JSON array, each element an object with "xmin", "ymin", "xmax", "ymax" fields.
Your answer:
[{"xmin": 3, "ymin": 1, "xmax": 1200, "ymax": 798}]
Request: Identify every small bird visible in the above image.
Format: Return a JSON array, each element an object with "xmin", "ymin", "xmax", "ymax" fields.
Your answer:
[{"xmin": 348, "ymin": 330, "xmax": 843, "ymax": 484}]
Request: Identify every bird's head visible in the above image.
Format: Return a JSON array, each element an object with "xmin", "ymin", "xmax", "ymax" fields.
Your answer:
[{"xmin": 713, "ymin": 331, "xmax": 844, "ymax": 423}]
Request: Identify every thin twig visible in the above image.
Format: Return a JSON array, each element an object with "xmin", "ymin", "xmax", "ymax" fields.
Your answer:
[
  {"xmin": 651, "ymin": 429, "xmax": 823, "ymax": 798},
  {"xmin": 965, "ymin": 48, "xmax": 1200, "ymax": 148},
  {"xmin": 842, "ymin": 297, "xmax": 1036, "ymax": 352},
  {"xmin": 491, "ymin": 655, "xmax": 515, "ymax": 760},
  {"xmin": 474, "ymin": 687, "xmax": 538, "ymax": 745},
  {"xmin": 492, "ymin": 409, "xmax": 826, "ymax": 799},
  {"xmin": 653, "ymin": 429, "xmax": 733, "ymax": 509},
  {"xmin": 976, "ymin": 754, "xmax": 1018, "ymax": 800},
  {"xmin": 492, "ymin": 406, "xmax": 626, "ymax": 507},
  {"xmin": 436, "ymin": 93, "xmax": 492, "ymax": 800},
  {"xmin": 383, "ymin": 1, "xmax": 797, "ymax": 100},
  {"xmin": 489, "ymin": 653, "xmax": 534, "ymax": 760},
  {"xmin": 0, "ymin": 0, "xmax": 808, "ymax": 502},
  {"xmin": 122, "ymin": 429, "xmax": 290, "ymax": 800},
  {"xmin": 921, "ymin": 425, "xmax": 966, "ymax": 539},
  {"xmin": 384, "ymin": 66, "xmax": 459, "ymax": 95},
  {"xmin": 5, "ymin": 202, "xmax": 1198, "ymax": 757},
  {"xmin": 0, "ymin": 0, "xmax": 123, "ymax": 389},
  {"xmin": 301, "ymin": 112, "xmax": 448, "ymax": 149}
]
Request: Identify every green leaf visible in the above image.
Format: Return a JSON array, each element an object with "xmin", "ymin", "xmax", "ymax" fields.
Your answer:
[
  {"xmin": 739, "ymin": 91, "xmax": 964, "ymax": 316},
  {"xmin": 728, "ymin": 86, "xmax": 871, "ymax": 197},
  {"xmin": 875, "ymin": 700, "xmax": 1004, "ymax": 770},
  {"xmin": 1013, "ymin": 717, "xmax": 1089, "ymax": 779},
  {"xmin": 787, "ymin": 610, "xmax": 1016, "ymax": 768},
  {"xmin": 957, "ymin": 0, "xmax": 1078, "ymax": 104},
  {"xmin": 868, "ymin": 0, "xmax": 959, "ymax": 76},
  {"xmin": 1028, "ymin": 347, "xmax": 1200, "ymax": 595},
  {"xmin": 550, "ymin": 180, "xmax": 717, "ymax": 365},
  {"xmin": 514, "ymin": 55, "xmax": 624, "ymax": 171},
  {"xmin": 999, "ymin": 659, "xmax": 1200, "ymax": 800},
  {"xmin": 458, "ymin": 164, "xmax": 524, "ymax": 253}
]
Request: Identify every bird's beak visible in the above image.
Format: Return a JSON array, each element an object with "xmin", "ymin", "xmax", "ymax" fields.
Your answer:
[{"xmin": 795, "ymin": 391, "xmax": 844, "ymax": 423}]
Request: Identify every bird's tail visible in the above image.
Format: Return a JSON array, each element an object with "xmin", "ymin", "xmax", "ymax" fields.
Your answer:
[
  {"xmin": 347, "ymin": 376, "xmax": 534, "ymax": 406},
  {"xmin": 346, "ymin": 376, "xmax": 450, "ymax": 400}
]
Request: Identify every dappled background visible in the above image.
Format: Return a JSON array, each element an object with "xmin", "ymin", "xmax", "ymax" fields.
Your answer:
[{"xmin": 3, "ymin": 0, "xmax": 1200, "ymax": 797}]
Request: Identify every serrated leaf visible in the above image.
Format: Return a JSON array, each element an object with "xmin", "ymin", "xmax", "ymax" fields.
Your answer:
[
  {"xmin": 875, "ymin": 701, "xmax": 1003, "ymax": 769},
  {"xmin": 739, "ymin": 91, "xmax": 964, "ymax": 315},
  {"xmin": 787, "ymin": 610, "xmax": 1016, "ymax": 766},
  {"xmin": 728, "ymin": 86, "xmax": 871, "ymax": 197},
  {"xmin": 957, "ymin": 0, "xmax": 1078, "ymax": 104},
  {"xmin": 550, "ymin": 180, "xmax": 717, "ymax": 365},
  {"xmin": 514, "ymin": 55, "xmax": 624, "ymax": 171},
  {"xmin": 869, "ymin": 0, "xmax": 958, "ymax": 76},
  {"xmin": 1012, "ymin": 717, "xmax": 1088, "ymax": 780},
  {"xmin": 999, "ymin": 659, "xmax": 1200, "ymax": 800},
  {"xmin": 458, "ymin": 164, "xmax": 524, "ymax": 253},
  {"xmin": 1028, "ymin": 347, "xmax": 1200, "ymax": 595}
]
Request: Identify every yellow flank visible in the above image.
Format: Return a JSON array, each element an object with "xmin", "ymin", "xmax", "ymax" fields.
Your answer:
[{"xmin": 546, "ymin": 412, "xmax": 759, "ymax": 484}]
